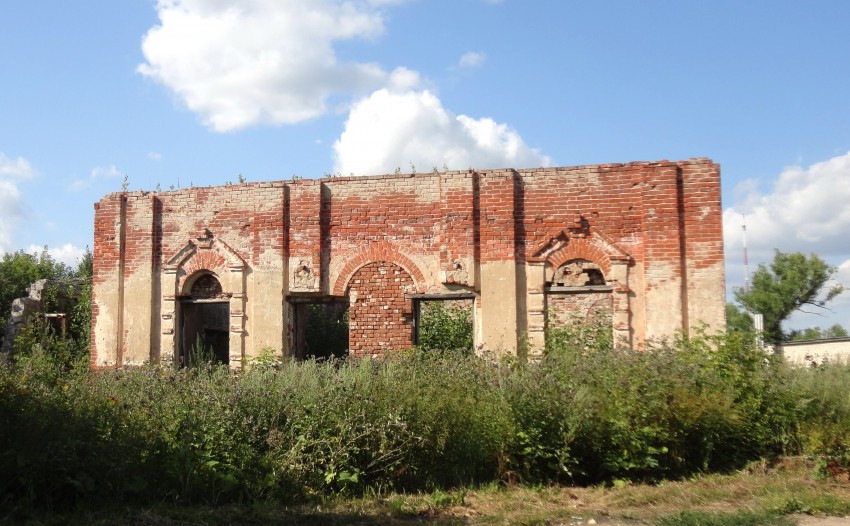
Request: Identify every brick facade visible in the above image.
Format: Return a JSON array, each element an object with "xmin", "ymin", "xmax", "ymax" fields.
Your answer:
[{"xmin": 91, "ymin": 159, "xmax": 726, "ymax": 367}]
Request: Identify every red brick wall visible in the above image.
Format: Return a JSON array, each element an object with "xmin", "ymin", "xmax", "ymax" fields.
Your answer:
[
  {"xmin": 347, "ymin": 262, "xmax": 415, "ymax": 356},
  {"xmin": 547, "ymin": 292, "xmax": 613, "ymax": 327},
  {"xmin": 91, "ymin": 159, "xmax": 724, "ymax": 363}
]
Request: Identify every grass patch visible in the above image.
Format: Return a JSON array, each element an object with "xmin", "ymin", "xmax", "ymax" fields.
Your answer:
[{"xmin": 9, "ymin": 458, "xmax": 850, "ymax": 524}]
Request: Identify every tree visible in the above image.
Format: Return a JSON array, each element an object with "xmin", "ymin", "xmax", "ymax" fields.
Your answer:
[
  {"xmin": 725, "ymin": 303, "xmax": 753, "ymax": 334},
  {"xmin": 735, "ymin": 250, "xmax": 845, "ymax": 344},
  {"xmin": 0, "ymin": 248, "xmax": 72, "ymax": 328},
  {"xmin": 790, "ymin": 323, "xmax": 849, "ymax": 341},
  {"xmin": 825, "ymin": 323, "xmax": 849, "ymax": 339}
]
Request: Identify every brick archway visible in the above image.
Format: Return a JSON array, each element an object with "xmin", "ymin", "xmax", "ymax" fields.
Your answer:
[
  {"xmin": 346, "ymin": 261, "xmax": 416, "ymax": 357},
  {"xmin": 545, "ymin": 258, "xmax": 614, "ymax": 329},
  {"xmin": 526, "ymin": 228, "xmax": 634, "ymax": 351},
  {"xmin": 331, "ymin": 242, "xmax": 426, "ymax": 296},
  {"xmin": 546, "ymin": 238, "xmax": 614, "ymax": 278}
]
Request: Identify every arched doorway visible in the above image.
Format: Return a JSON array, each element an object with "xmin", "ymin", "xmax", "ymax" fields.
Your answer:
[{"xmin": 179, "ymin": 273, "xmax": 230, "ymax": 366}]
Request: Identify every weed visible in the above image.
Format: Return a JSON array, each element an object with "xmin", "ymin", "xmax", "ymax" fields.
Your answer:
[{"xmin": 6, "ymin": 320, "xmax": 850, "ymax": 516}]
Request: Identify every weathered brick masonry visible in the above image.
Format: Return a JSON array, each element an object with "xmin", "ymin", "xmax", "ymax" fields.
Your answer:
[{"xmin": 91, "ymin": 159, "xmax": 725, "ymax": 367}]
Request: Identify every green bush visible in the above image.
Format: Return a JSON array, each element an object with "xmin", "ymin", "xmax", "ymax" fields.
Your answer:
[
  {"xmin": 5, "ymin": 319, "xmax": 850, "ymax": 514},
  {"xmin": 416, "ymin": 300, "xmax": 473, "ymax": 354}
]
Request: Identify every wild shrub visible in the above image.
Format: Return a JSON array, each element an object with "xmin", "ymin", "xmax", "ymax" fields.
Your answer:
[
  {"xmin": 416, "ymin": 300, "xmax": 473, "ymax": 354},
  {"xmin": 379, "ymin": 352, "xmax": 513, "ymax": 488},
  {"xmin": 4, "ymin": 318, "xmax": 850, "ymax": 514},
  {"xmin": 789, "ymin": 362, "xmax": 850, "ymax": 476},
  {"xmin": 529, "ymin": 320, "xmax": 797, "ymax": 483}
]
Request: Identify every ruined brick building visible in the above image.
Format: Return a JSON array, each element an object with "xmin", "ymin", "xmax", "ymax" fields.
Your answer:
[{"xmin": 91, "ymin": 159, "xmax": 725, "ymax": 367}]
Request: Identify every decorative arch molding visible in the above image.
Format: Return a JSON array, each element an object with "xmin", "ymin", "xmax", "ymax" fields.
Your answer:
[
  {"xmin": 159, "ymin": 229, "xmax": 247, "ymax": 367},
  {"xmin": 526, "ymin": 226, "xmax": 634, "ymax": 353},
  {"xmin": 331, "ymin": 242, "xmax": 427, "ymax": 296},
  {"xmin": 165, "ymin": 229, "xmax": 246, "ymax": 294},
  {"xmin": 530, "ymin": 228, "xmax": 632, "ymax": 282},
  {"xmin": 183, "ymin": 271, "xmax": 226, "ymax": 299}
]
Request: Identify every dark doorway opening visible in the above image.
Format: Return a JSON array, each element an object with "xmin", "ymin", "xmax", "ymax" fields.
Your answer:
[
  {"xmin": 180, "ymin": 301, "xmax": 230, "ymax": 366},
  {"xmin": 289, "ymin": 297, "xmax": 349, "ymax": 360},
  {"xmin": 179, "ymin": 273, "xmax": 230, "ymax": 366}
]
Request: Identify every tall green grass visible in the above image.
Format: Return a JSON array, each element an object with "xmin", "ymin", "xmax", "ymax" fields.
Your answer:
[{"xmin": 3, "ymin": 321, "xmax": 850, "ymax": 514}]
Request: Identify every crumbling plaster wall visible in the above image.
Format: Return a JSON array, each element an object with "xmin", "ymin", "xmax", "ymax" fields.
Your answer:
[{"xmin": 91, "ymin": 158, "xmax": 725, "ymax": 367}]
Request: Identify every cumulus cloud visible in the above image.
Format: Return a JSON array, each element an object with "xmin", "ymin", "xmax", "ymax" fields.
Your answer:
[
  {"xmin": 70, "ymin": 165, "xmax": 123, "ymax": 192},
  {"xmin": 0, "ymin": 180, "xmax": 24, "ymax": 254},
  {"xmin": 26, "ymin": 243, "xmax": 88, "ymax": 267},
  {"xmin": 724, "ymin": 151, "xmax": 850, "ymax": 263},
  {"xmin": 0, "ymin": 153, "xmax": 36, "ymax": 179},
  {"xmin": 458, "ymin": 51, "xmax": 486, "ymax": 69},
  {"xmin": 724, "ymin": 151, "xmax": 850, "ymax": 330},
  {"xmin": 138, "ymin": 0, "xmax": 397, "ymax": 131},
  {"xmin": 138, "ymin": 1, "xmax": 550, "ymax": 176},
  {"xmin": 0, "ymin": 152, "xmax": 35, "ymax": 254},
  {"xmin": 333, "ymin": 69, "xmax": 552, "ymax": 175}
]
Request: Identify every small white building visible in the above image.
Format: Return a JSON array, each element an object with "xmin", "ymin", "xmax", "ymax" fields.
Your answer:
[{"xmin": 780, "ymin": 337, "xmax": 850, "ymax": 366}]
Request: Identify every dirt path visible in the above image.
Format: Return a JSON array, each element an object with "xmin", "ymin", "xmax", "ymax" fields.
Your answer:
[{"xmin": 796, "ymin": 517, "xmax": 850, "ymax": 526}]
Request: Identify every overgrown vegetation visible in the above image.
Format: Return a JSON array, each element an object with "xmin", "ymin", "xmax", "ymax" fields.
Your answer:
[
  {"xmin": 5, "ymin": 311, "xmax": 850, "ymax": 521},
  {"xmin": 0, "ymin": 248, "xmax": 80, "ymax": 329},
  {"xmin": 416, "ymin": 300, "xmax": 473, "ymax": 354},
  {"xmin": 2, "ymin": 247, "xmax": 91, "ymax": 365}
]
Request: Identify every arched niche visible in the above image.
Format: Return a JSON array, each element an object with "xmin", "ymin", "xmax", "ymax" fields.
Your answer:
[
  {"xmin": 545, "ymin": 258, "xmax": 614, "ymax": 328},
  {"xmin": 525, "ymin": 227, "xmax": 633, "ymax": 352}
]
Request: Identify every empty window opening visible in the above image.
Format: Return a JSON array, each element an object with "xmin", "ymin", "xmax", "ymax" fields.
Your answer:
[
  {"xmin": 413, "ymin": 297, "xmax": 474, "ymax": 353},
  {"xmin": 290, "ymin": 299, "xmax": 349, "ymax": 360},
  {"xmin": 550, "ymin": 259, "xmax": 607, "ymax": 287}
]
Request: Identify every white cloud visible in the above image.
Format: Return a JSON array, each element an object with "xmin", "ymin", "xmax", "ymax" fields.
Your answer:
[
  {"xmin": 333, "ymin": 69, "xmax": 552, "ymax": 175},
  {"xmin": 724, "ymin": 151, "xmax": 850, "ymax": 330},
  {"xmin": 0, "ymin": 152, "xmax": 35, "ymax": 254},
  {"xmin": 147, "ymin": 151, "xmax": 163, "ymax": 161},
  {"xmin": 0, "ymin": 152, "xmax": 35, "ymax": 179},
  {"xmin": 138, "ymin": 0, "xmax": 398, "ymax": 132},
  {"xmin": 27, "ymin": 243, "xmax": 87, "ymax": 267},
  {"xmin": 70, "ymin": 165, "xmax": 123, "ymax": 192},
  {"xmin": 0, "ymin": 180, "xmax": 24, "ymax": 255},
  {"xmin": 458, "ymin": 51, "xmax": 486, "ymax": 69},
  {"xmin": 724, "ymin": 151, "xmax": 850, "ymax": 262}
]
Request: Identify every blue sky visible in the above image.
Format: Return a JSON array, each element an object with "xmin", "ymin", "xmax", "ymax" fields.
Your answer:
[{"xmin": 2, "ymin": 1, "xmax": 849, "ymax": 332}]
